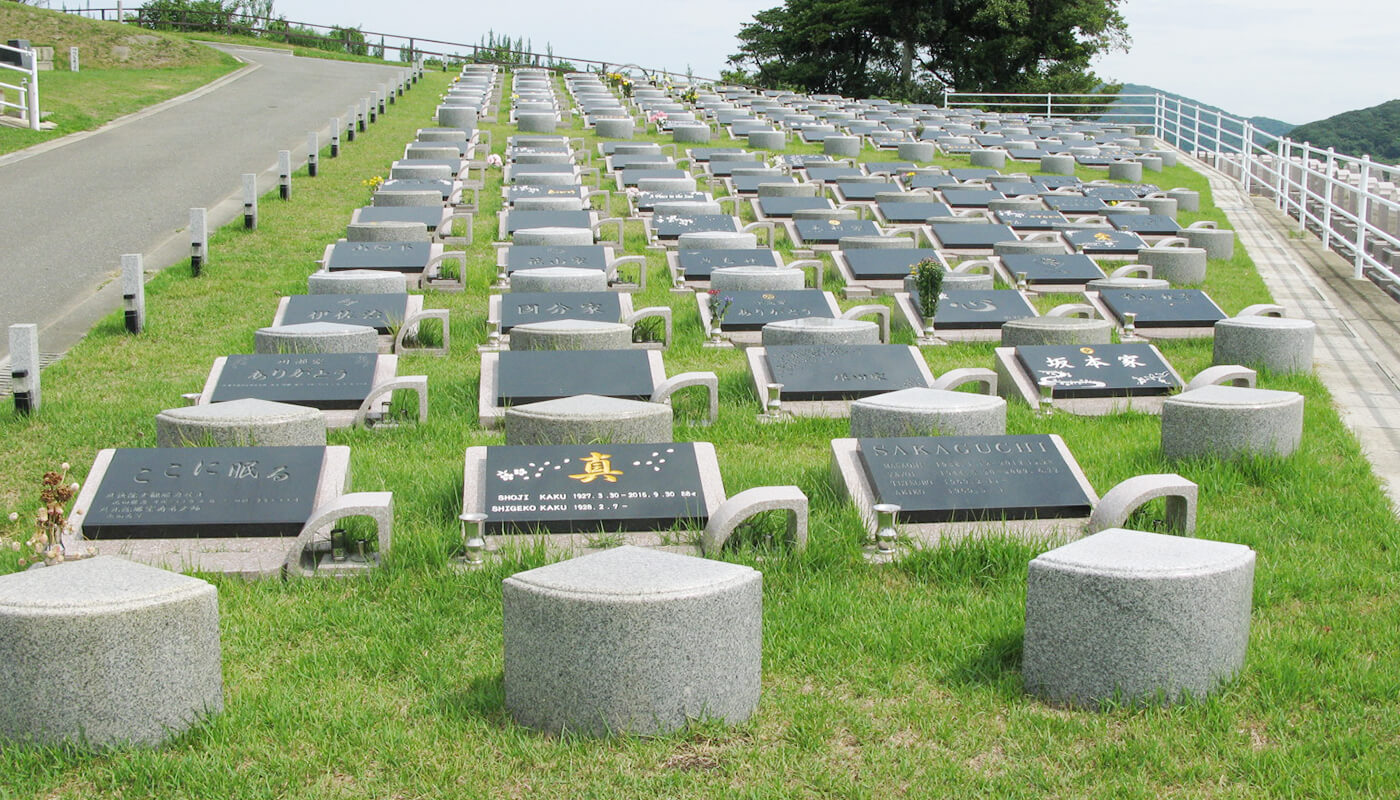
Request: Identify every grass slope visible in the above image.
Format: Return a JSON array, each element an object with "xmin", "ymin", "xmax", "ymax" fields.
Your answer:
[{"xmin": 0, "ymin": 69, "xmax": 1397, "ymax": 798}]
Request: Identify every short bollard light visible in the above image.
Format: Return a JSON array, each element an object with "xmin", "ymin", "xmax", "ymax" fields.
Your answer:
[
  {"xmin": 460, "ymin": 512, "xmax": 488, "ymax": 565},
  {"xmin": 873, "ymin": 504, "xmax": 900, "ymax": 554}
]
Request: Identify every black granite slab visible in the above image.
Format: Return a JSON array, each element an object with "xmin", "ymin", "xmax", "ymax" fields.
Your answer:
[
  {"xmin": 354, "ymin": 205, "xmax": 444, "ymax": 231},
  {"xmin": 805, "ymin": 167, "xmax": 864, "ymax": 182},
  {"xmin": 482, "ymin": 443, "xmax": 707, "ymax": 534},
  {"xmin": 718, "ymin": 289, "xmax": 834, "ymax": 331},
  {"xmin": 929, "ymin": 223, "xmax": 1018, "ymax": 249},
  {"xmin": 1043, "ymin": 195, "xmax": 1109, "ymax": 213},
  {"xmin": 1107, "ymin": 213, "xmax": 1182, "ymax": 236},
  {"xmin": 505, "ymin": 246, "xmax": 610, "ymax": 272},
  {"xmin": 909, "ymin": 289, "xmax": 1036, "ymax": 329},
  {"xmin": 948, "ymin": 168, "xmax": 1003, "ymax": 181},
  {"xmin": 757, "ymin": 197, "xmax": 834, "ymax": 218},
  {"xmin": 1064, "ymin": 229, "xmax": 1148, "ymax": 255},
  {"xmin": 280, "ymin": 293, "xmax": 409, "ymax": 334},
  {"xmin": 1015, "ymin": 343, "xmax": 1180, "ymax": 397},
  {"xmin": 877, "ymin": 201, "xmax": 954, "ymax": 223},
  {"xmin": 1082, "ymin": 186, "xmax": 1140, "ymax": 203},
  {"xmin": 908, "ymin": 173, "xmax": 961, "ymax": 190},
  {"xmin": 997, "ymin": 253, "xmax": 1105, "ymax": 284},
  {"xmin": 499, "ymin": 291, "xmax": 621, "ymax": 331},
  {"xmin": 857, "ymin": 434, "xmax": 1093, "ymax": 522},
  {"xmin": 618, "ymin": 168, "xmax": 688, "ymax": 186},
  {"xmin": 995, "ymin": 209, "xmax": 1070, "ymax": 230},
  {"xmin": 841, "ymin": 248, "xmax": 943, "ymax": 280},
  {"xmin": 678, "ymin": 249, "xmax": 780, "ymax": 279},
  {"xmin": 940, "ymin": 188, "xmax": 1007, "ymax": 209},
  {"xmin": 834, "ymin": 181, "xmax": 901, "ymax": 201},
  {"xmin": 1097, "ymin": 289, "xmax": 1228, "ymax": 328},
  {"xmin": 210, "ymin": 353, "xmax": 376, "ymax": 410},
  {"xmin": 83, "ymin": 446, "xmax": 325, "ymax": 539},
  {"xmin": 765, "ymin": 344, "xmax": 926, "ymax": 400},
  {"xmin": 496, "ymin": 349, "xmax": 654, "ymax": 405},
  {"xmin": 504, "ymin": 210, "xmax": 593, "ymax": 234},
  {"xmin": 325, "ymin": 241, "xmax": 432, "ymax": 272},
  {"xmin": 793, "ymin": 218, "xmax": 881, "ymax": 244}
]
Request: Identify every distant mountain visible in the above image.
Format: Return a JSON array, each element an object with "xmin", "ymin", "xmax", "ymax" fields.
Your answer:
[
  {"xmin": 1100, "ymin": 84, "xmax": 1294, "ymax": 150},
  {"xmin": 1288, "ymin": 100, "xmax": 1400, "ymax": 162}
]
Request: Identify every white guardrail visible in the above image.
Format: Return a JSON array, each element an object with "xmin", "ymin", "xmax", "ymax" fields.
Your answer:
[
  {"xmin": 946, "ymin": 91, "xmax": 1400, "ymax": 290},
  {"xmin": 0, "ymin": 42, "xmax": 40, "ymax": 131}
]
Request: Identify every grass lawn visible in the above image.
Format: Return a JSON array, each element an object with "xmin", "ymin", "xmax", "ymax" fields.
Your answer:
[{"xmin": 0, "ymin": 68, "xmax": 1397, "ymax": 799}]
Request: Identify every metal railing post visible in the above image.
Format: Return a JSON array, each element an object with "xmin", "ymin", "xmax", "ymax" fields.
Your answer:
[
  {"xmin": 1356, "ymin": 155, "xmax": 1372, "ymax": 279},
  {"xmin": 1322, "ymin": 148, "xmax": 1336, "ymax": 251},
  {"xmin": 1241, "ymin": 121, "xmax": 1254, "ymax": 195},
  {"xmin": 1192, "ymin": 106, "xmax": 1200, "ymax": 156}
]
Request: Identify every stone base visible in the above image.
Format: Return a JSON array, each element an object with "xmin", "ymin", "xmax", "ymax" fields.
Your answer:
[
  {"xmin": 504, "ymin": 394, "xmax": 673, "ymax": 445},
  {"xmin": 1213, "ymin": 316, "xmax": 1316, "ymax": 373},
  {"xmin": 1161, "ymin": 385, "xmax": 1304, "ymax": 460}
]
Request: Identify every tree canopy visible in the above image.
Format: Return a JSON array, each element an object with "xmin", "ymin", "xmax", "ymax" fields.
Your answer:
[{"xmin": 728, "ymin": 0, "xmax": 1130, "ymax": 102}]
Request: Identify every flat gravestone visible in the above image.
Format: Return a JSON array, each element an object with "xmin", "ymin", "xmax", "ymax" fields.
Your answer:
[
  {"xmin": 858, "ymin": 435, "xmax": 1093, "ymax": 523},
  {"xmin": 995, "ymin": 209, "xmax": 1070, "ymax": 230},
  {"xmin": 731, "ymin": 176, "xmax": 794, "ymax": 194},
  {"xmin": 805, "ymin": 167, "xmax": 863, "ymax": 182},
  {"xmin": 326, "ymin": 241, "xmax": 432, "ymax": 272},
  {"xmin": 1109, "ymin": 214, "xmax": 1182, "ymax": 236},
  {"xmin": 1043, "ymin": 196, "xmax": 1109, "ymax": 213},
  {"xmin": 843, "ymin": 248, "xmax": 943, "ymax": 280},
  {"xmin": 1083, "ymin": 186, "xmax": 1140, "ymax": 203},
  {"xmin": 877, "ymin": 202, "xmax": 953, "ymax": 223},
  {"xmin": 82, "ymin": 446, "xmax": 324, "ymax": 538},
  {"xmin": 930, "ymin": 223, "xmax": 1019, "ymax": 249},
  {"xmin": 756, "ymin": 197, "xmax": 833, "ymax": 218},
  {"xmin": 281, "ymin": 293, "xmax": 408, "ymax": 334},
  {"xmin": 483, "ymin": 443, "xmax": 707, "ymax": 533},
  {"xmin": 793, "ymin": 219, "xmax": 881, "ymax": 244},
  {"xmin": 497, "ymin": 350, "xmax": 654, "ymax": 405},
  {"xmin": 861, "ymin": 162, "xmax": 917, "ymax": 175},
  {"xmin": 500, "ymin": 292, "xmax": 621, "ymax": 331},
  {"xmin": 678, "ymin": 249, "xmax": 779, "ymax": 279},
  {"xmin": 636, "ymin": 191, "xmax": 709, "ymax": 210},
  {"xmin": 835, "ymin": 182, "xmax": 901, "ymax": 201},
  {"xmin": 354, "ymin": 206, "xmax": 443, "ymax": 231},
  {"xmin": 652, "ymin": 214, "xmax": 738, "ymax": 239},
  {"xmin": 506, "ymin": 185, "xmax": 585, "ymax": 202},
  {"xmin": 380, "ymin": 178, "xmax": 453, "ymax": 199},
  {"xmin": 688, "ymin": 147, "xmax": 746, "ymax": 162},
  {"xmin": 1098, "ymin": 289, "xmax": 1227, "ymax": 328},
  {"xmin": 948, "ymin": 168, "xmax": 1003, "ymax": 181},
  {"xmin": 1015, "ymin": 343, "xmax": 1181, "ymax": 398},
  {"xmin": 506, "ymin": 210, "xmax": 593, "ymax": 234},
  {"xmin": 619, "ymin": 168, "xmax": 687, "ymax": 187},
  {"xmin": 765, "ymin": 345, "xmax": 926, "ymax": 400},
  {"xmin": 506, "ymin": 245, "xmax": 609, "ymax": 272},
  {"xmin": 1065, "ymin": 229, "xmax": 1148, "ymax": 255},
  {"xmin": 989, "ymin": 181, "xmax": 1044, "ymax": 197},
  {"xmin": 721, "ymin": 290, "xmax": 834, "ymax": 331},
  {"xmin": 999, "ymin": 254, "xmax": 1106, "ymax": 285},
  {"xmin": 921, "ymin": 290, "xmax": 1037, "ymax": 329},
  {"xmin": 909, "ymin": 174, "xmax": 960, "ymax": 190},
  {"xmin": 210, "ymin": 353, "xmax": 377, "ymax": 410},
  {"xmin": 941, "ymin": 189, "xmax": 1006, "ymax": 208}
]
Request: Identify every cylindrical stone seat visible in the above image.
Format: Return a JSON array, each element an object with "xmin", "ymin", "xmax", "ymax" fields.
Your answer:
[
  {"xmin": 505, "ymin": 394, "xmax": 673, "ymax": 445},
  {"xmin": 0, "ymin": 557, "xmax": 223, "ymax": 747},
  {"xmin": 594, "ymin": 118, "xmax": 635, "ymax": 139},
  {"xmin": 1137, "ymin": 246, "xmax": 1208, "ymax": 284},
  {"xmin": 1023, "ymin": 528, "xmax": 1255, "ymax": 708},
  {"xmin": 1001, "ymin": 316, "xmax": 1113, "ymax": 347},
  {"xmin": 372, "ymin": 190, "xmax": 443, "ymax": 208},
  {"xmin": 1161, "ymin": 385, "xmax": 1305, "ymax": 461},
  {"xmin": 156, "ymin": 398, "xmax": 327, "ymax": 447},
  {"xmin": 1183, "ymin": 227, "xmax": 1236, "ymax": 260},
  {"xmin": 309, "ymin": 270, "xmax": 408, "ymax": 295},
  {"xmin": 503, "ymin": 546, "xmax": 761, "ymax": 736},
  {"xmin": 850, "ymin": 387, "xmax": 1007, "ymax": 437},
  {"xmin": 897, "ymin": 141, "xmax": 935, "ymax": 162},
  {"xmin": 1087, "ymin": 276, "xmax": 1170, "ymax": 292},
  {"xmin": 513, "ymin": 196, "xmax": 586, "ymax": 211},
  {"xmin": 993, "ymin": 240, "xmax": 1065, "ymax": 256},
  {"xmin": 824, "ymin": 135, "xmax": 861, "ymax": 157},
  {"xmin": 512, "ymin": 227, "xmax": 594, "ymax": 246},
  {"xmin": 969, "ymin": 149, "xmax": 1007, "ymax": 169},
  {"xmin": 748, "ymin": 130, "xmax": 786, "ymax": 150},
  {"xmin": 509, "ymin": 320, "xmax": 632, "ymax": 351},
  {"xmin": 1141, "ymin": 196, "xmax": 1178, "ymax": 218},
  {"xmin": 671, "ymin": 124, "xmax": 711, "ymax": 144},
  {"xmin": 839, "ymin": 235, "xmax": 913, "ymax": 250},
  {"xmin": 509, "ymin": 267, "xmax": 608, "ymax": 292},
  {"xmin": 710, "ymin": 266, "xmax": 805, "ymax": 291},
  {"xmin": 677, "ymin": 231, "xmax": 757, "ymax": 250},
  {"xmin": 254, "ymin": 322, "xmax": 379, "ymax": 354},
  {"xmin": 1108, "ymin": 161, "xmax": 1143, "ymax": 182},
  {"xmin": 1153, "ymin": 149, "xmax": 1179, "ymax": 168},
  {"xmin": 1213, "ymin": 316, "xmax": 1316, "ymax": 373},
  {"xmin": 1137, "ymin": 155, "xmax": 1164, "ymax": 172},
  {"xmin": 761, "ymin": 317, "xmax": 878, "ymax": 346},
  {"xmin": 1040, "ymin": 154, "xmax": 1076, "ymax": 175},
  {"xmin": 346, "ymin": 221, "xmax": 430, "ymax": 243},
  {"xmin": 516, "ymin": 111, "xmax": 557, "ymax": 133},
  {"xmin": 1167, "ymin": 188, "xmax": 1200, "ymax": 212}
]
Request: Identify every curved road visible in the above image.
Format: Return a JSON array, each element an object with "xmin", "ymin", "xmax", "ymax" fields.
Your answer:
[{"xmin": 0, "ymin": 43, "xmax": 407, "ymax": 363}]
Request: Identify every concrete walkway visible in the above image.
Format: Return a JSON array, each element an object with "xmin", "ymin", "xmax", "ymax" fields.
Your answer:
[
  {"xmin": 1191, "ymin": 155, "xmax": 1400, "ymax": 513},
  {"xmin": 0, "ymin": 43, "xmax": 406, "ymax": 364}
]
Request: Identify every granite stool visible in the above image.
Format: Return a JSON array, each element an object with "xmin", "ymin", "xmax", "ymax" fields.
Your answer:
[
  {"xmin": 156, "ymin": 398, "xmax": 327, "ymax": 447},
  {"xmin": 1161, "ymin": 384, "xmax": 1305, "ymax": 460},
  {"xmin": 710, "ymin": 266, "xmax": 805, "ymax": 291},
  {"xmin": 1137, "ymin": 239, "xmax": 1208, "ymax": 284},
  {"xmin": 508, "ymin": 267, "xmax": 608, "ymax": 293},
  {"xmin": 850, "ymin": 386, "xmax": 1006, "ymax": 437},
  {"xmin": 254, "ymin": 322, "xmax": 379, "ymax": 355},
  {"xmin": 0, "ymin": 557, "xmax": 223, "ymax": 747},
  {"xmin": 1182, "ymin": 222, "xmax": 1236, "ymax": 260},
  {"xmin": 308, "ymin": 270, "xmax": 408, "ymax": 295},
  {"xmin": 762, "ymin": 317, "xmax": 880, "ymax": 346},
  {"xmin": 509, "ymin": 320, "xmax": 633, "ymax": 351},
  {"xmin": 1023, "ymin": 528, "xmax": 1255, "ymax": 707},
  {"xmin": 503, "ymin": 546, "xmax": 761, "ymax": 736},
  {"xmin": 1213, "ymin": 313, "xmax": 1316, "ymax": 373},
  {"xmin": 504, "ymin": 394, "xmax": 673, "ymax": 445}
]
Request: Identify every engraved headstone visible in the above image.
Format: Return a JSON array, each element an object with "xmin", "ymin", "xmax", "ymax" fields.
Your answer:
[
  {"xmin": 482, "ymin": 443, "xmax": 708, "ymax": 533},
  {"xmin": 913, "ymin": 290, "xmax": 1036, "ymax": 329},
  {"xmin": 326, "ymin": 241, "xmax": 433, "ymax": 272},
  {"xmin": 1108, "ymin": 214, "xmax": 1182, "ymax": 236},
  {"xmin": 499, "ymin": 292, "xmax": 621, "ymax": 331},
  {"xmin": 1043, "ymin": 195, "xmax": 1109, "ymax": 214},
  {"xmin": 209, "ymin": 354, "xmax": 378, "ymax": 410},
  {"xmin": 354, "ymin": 206, "xmax": 444, "ymax": 231},
  {"xmin": 930, "ymin": 223, "xmax": 1019, "ymax": 249},
  {"xmin": 281, "ymin": 294, "xmax": 408, "ymax": 333},
  {"xmin": 505, "ymin": 210, "xmax": 593, "ymax": 234},
  {"xmin": 877, "ymin": 202, "xmax": 954, "ymax": 223},
  {"xmin": 756, "ymin": 197, "xmax": 833, "ymax": 218},
  {"xmin": 995, "ymin": 209, "xmax": 1070, "ymax": 230},
  {"xmin": 1015, "ymin": 343, "xmax": 1181, "ymax": 398},
  {"xmin": 998, "ymin": 253, "xmax": 1106, "ymax": 285},
  {"xmin": 497, "ymin": 350, "xmax": 654, "ymax": 405},
  {"xmin": 1065, "ymin": 229, "xmax": 1148, "ymax": 255},
  {"xmin": 843, "ymin": 248, "xmax": 943, "ymax": 280},
  {"xmin": 678, "ymin": 249, "xmax": 779, "ymax": 279},
  {"xmin": 793, "ymin": 219, "xmax": 880, "ymax": 244},
  {"xmin": 505, "ymin": 245, "xmax": 610, "ymax": 272},
  {"xmin": 857, "ymin": 435, "xmax": 1093, "ymax": 522},
  {"xmin": 1097, "ymin": 289, "xmax": 1227, "ymax": 328},
  {"xmin": 764, "ymin": 345, "xmax": 926, "ymax": 400},
  {"xmin": 719, "ymin": 290, "xmax": 835, "ymax": 331},
  {"xmin": 82, "ymin": 446, "xmax": 324, "ymax": 538},
  {"xmin": 652, "ymin": 214, "xmax": 739, "ymax": 239}
]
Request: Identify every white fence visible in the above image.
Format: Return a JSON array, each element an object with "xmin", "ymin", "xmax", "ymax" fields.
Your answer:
[
  {"xmin": 946, "ymin": 91, "xmax": 1400, "ymax": 290},
  {"xmin": 0, "ymin": 43, "xmax": 40, "ymax": 131}
]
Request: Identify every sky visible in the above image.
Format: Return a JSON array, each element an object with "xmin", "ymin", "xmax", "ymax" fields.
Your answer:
[{"xmin": 270, "ymin": 0, "xmax": 1398, "ymax": 125}]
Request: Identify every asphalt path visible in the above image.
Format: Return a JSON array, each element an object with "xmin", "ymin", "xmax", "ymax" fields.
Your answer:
[{"xmin": 0, "ymin": 43, "xmax": 407, "ymax": 364}]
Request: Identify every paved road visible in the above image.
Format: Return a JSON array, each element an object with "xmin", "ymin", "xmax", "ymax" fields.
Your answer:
[{"xmin": 0, "ymin": 43, "xmax": 407, "ymax": 363}]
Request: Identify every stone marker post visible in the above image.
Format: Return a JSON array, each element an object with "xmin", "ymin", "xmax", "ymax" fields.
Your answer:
[
  {"xmin": 358, "ymin": 98, "xmax": 367, "ymax": 132},
  {"xmin": 368, "ymin": 92, "xmax": 377, "ymax": 124},
  {"xmin": 69, "ymin": 47, "xmax": 78, "ymax": 72},
  {"xmin": 307, "ymin": 132, "xmax": 318, "ymax": 177},
  {"xmin": 330, "ymin": 117, "xmax": 340, "ymax": 157},
  {"xmin": 346, "ymin": 106, "xmax": 356, "ymax": 141},
  {"xmin": 189, "ymin": 207, "xmax": 207, "ymax": 276},
  {"xmin": 241, "ymin": 173, "xmax": 257, "ymax": 229},
  {"xmin": 120, "ymin": 254, "xmax": 145, "ymax": 334},
  {"xmin": 378, "ymin": 86, "xmax": 386, "ymax": 114},
  {"xmin": 386, "ymin": 81, "xmax": 395, "ymax": 105},
  {"xmin": 9, "ymin": 324, "xmax": 40, "ymax": 415},
  {"xmin": 278, "ymin": 150, "xmax": 291, "ymax": 200}
]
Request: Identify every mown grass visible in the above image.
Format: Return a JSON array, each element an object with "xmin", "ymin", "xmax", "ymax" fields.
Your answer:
[{"xmin": 0, "ymin": 69, "xmax": 1397, "ymax": 799}]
